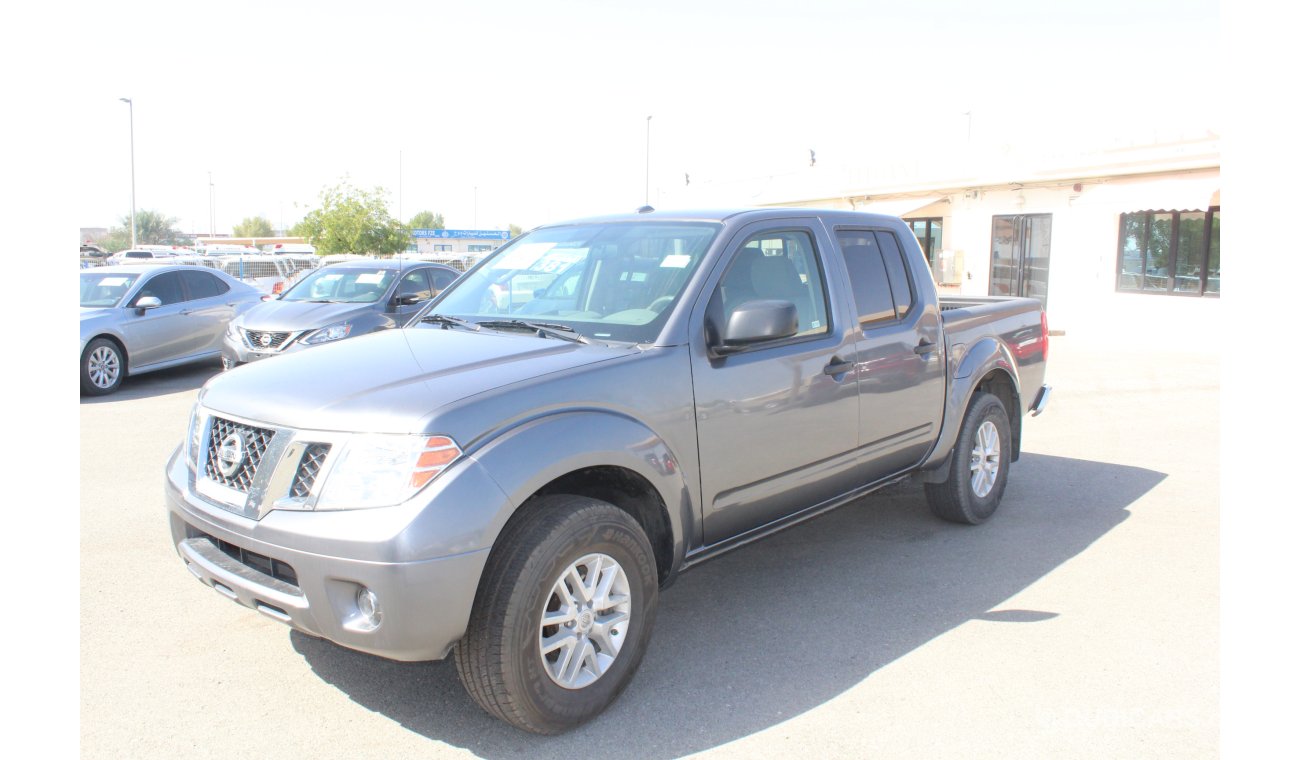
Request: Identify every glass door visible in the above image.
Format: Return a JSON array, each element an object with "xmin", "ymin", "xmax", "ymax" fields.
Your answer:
[{"xmin": 989, "ymin": 214, "xmax": 1051, "ymax": 306}]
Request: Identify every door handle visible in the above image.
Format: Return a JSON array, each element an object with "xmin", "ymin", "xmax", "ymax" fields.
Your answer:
[
  {"xmin": 823, "ymin": 357, "xmax": 854, "ymax": 376},
  {"xmin": 914, "ymin": 340, "xmax": 938, "ymax": 355}
]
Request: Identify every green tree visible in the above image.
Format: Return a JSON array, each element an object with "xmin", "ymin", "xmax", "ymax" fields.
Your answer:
[
  {"xmin": 409, "ymin": 210, "xmax": 445, "ymax": 230},
  {"xmin": 100, "ymin": 209, "xmax": 189, "ymax": 252},
  {"xmin": 508, "ymin": 223, "xmax": 523, "ymax": 239},
  {"xmin": 232, "ymin": 215, "xmax": 274, "ymax": 238},
  {"xmin": 295, "ymin": 181, "xmax": 410, "ymax": 256}
]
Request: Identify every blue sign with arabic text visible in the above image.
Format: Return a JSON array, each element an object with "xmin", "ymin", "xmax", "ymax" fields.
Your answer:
[{"xmin": 412, "ymin": 228, "xmax": 511, "ymax": 240}]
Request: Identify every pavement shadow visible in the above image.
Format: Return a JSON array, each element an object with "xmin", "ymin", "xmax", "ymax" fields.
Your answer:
[
  {"xmin": 291, "ymin": 452, "xmax": 1164, "ymax": 756},
  {"xmin": 78, "ymin": 358, "xmax": 219, "ymax": 403}
]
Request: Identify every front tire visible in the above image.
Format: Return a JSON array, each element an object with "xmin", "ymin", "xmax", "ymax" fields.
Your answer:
[
  {"xmin": 454, "ymin": 495, "xmax": 659, "ymax": 734},
  {"xmin": 81, "ymin": 338, "xmax": 124, "ymax": 396},
  {"xmin": 925, "ymin": 391, "xmax": 1012, "ymax": 524}
]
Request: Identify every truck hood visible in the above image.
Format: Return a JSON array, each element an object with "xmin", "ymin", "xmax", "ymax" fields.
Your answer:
[
  {"xmin": 199, "ymin": 326, "xmax": 638, "ymax": 433},
  {"xmin": 236, "ymin": 299, "xmax": 379, "ymax": 332}
]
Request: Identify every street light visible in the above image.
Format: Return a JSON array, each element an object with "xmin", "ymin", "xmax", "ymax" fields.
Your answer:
[
  {"xmin": 119, "ymin": 97, "xmax": 136, "ymax": 248},
  {"xmin": 645, "ymin": 115, "xmax": 652, "ymax": 207}
]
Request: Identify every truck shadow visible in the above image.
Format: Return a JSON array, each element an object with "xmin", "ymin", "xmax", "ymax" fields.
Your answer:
[{"xmin": 291, "ymin": 452, "xmax": 1163, "ymax": 757}]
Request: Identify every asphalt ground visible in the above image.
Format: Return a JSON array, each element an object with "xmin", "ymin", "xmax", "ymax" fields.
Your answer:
[{"xmin": 74, "ymin": 337, "xmax": 1223, "ymax": 758}]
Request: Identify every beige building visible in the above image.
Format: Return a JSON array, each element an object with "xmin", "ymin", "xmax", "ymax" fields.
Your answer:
[{"xmin": 673, "ymin": 133, "xmax": 1220, "ymax": 343}]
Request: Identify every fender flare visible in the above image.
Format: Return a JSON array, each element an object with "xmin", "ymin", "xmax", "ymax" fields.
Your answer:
[
  {"xmin": 468, "ymin": 409, "xmax": 695, "ymax": 581},
  {"xmin": 920, "ymin": 336, "xmax": 1022, "ymax": 472}
]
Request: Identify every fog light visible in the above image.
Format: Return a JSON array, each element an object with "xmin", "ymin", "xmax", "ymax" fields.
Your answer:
[{"xmin": 357, "ymin": 587, "xmax": 381, "ymax": 626}]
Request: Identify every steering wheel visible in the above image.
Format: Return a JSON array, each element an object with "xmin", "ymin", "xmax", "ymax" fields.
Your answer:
[{"xmin": 648, "ymin": 295, "xmax": 675, "ymax": 313}]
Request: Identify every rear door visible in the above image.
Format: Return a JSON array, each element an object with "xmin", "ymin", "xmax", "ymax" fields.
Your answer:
[
  {"xmin": 834, "ymin": 228, "xmax": 946, "ymax": 478},
  {"xmin": 691, "ymin": 218, "xmax": 860, "ymax": 544},
  {"xmin": 177, "ymin": 270, "xmax": 236, "ymax": 354}
]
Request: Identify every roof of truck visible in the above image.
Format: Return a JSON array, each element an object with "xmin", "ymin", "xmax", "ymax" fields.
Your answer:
[{"xmin": 541, "ymin": 206, "xmax": 908, "ymax": 227}]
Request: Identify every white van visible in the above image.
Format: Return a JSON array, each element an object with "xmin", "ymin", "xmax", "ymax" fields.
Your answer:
[
  {"xmin": 195, "ymin": 244, "xmax": 261, "ymax": 257},
  {"xmin": 261, "ymin": 243, "xmax": 317, "ymax": 256}
]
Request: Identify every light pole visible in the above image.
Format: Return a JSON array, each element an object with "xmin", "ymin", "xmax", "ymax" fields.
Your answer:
[
  {"xmin": 119, "ymin": 98, "xmax": 136, "ymax": 248},
  {"xmin": 645, "ymin": 115, "xmax": 652, "ymax": 207}
]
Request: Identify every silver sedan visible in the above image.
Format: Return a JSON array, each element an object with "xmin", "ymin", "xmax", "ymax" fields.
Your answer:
[{"xmin": 80, "ymin": 264, "xmax": 264, "ymax": 395}]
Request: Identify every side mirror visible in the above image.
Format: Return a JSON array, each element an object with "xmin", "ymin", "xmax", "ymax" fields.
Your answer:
[
  {"xmin": 714, "ymin": 299, "xmax": 798, "ymax": 355},
  {"xmin": 395, "ymin": 293, "xmax": 423, "ymax": 306},
  {"xmin": 134, "ymin": 296, "xmax": 162, "ymax": 313}
]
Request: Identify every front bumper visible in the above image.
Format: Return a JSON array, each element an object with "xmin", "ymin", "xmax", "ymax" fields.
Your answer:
[{"xmin": 165, "ymin": 447, "xmax": 507, "ymax": 661}]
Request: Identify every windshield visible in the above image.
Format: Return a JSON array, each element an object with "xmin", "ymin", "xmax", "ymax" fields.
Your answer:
[
  {"xmin": 81, "ymin": 272, "xmax": 140, "ymax": 307},
  {"xmin": 280, "ymin": 267, "xmax": 397, "ymax": 303},
  {"xmin": 426, "ymin": 222, "xmax": 720, "ymax": 343}
]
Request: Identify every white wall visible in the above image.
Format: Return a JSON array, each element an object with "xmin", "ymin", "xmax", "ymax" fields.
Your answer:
[{"xmin": 939, "ymin": 170, "xmax": 1219, "ymax": 343}]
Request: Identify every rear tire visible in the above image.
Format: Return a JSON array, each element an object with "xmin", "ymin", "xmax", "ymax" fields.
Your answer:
[
  {"xmin": 925, "ymin": 391, "xmax": 1012, "ymax": 525},
  {"xmin": 454, "ymin": 495, "xmax": 659, "ymax": 734}
]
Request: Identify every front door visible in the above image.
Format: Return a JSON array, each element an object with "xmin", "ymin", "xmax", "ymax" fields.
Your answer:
[
  {"xmin": 691, "ymin": 220, "xmax": 860, "ymax": 545},
  {"xmin": 989, "ymin": 214, "xmax": 1051, "ymax": 306}
]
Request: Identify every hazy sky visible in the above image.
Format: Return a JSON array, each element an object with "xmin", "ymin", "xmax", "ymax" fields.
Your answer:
[{"xmin": 74, "ymin": 0, "xmax": 1218, "ymax": 235}]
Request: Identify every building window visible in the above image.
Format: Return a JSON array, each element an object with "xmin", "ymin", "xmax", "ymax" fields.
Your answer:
[
  {"xmin": 468, "ymin": 244, "xmax": 494, "ymax": 252},
  {"xmin": 907, "ymin": 217, "xmax": 957, "ymax": 285},
  {"xmin": 1117, "ymin": 208, "xmax": 1219, "ymax": 297},
  {"xmin": 432, "ymin": 244, "xmax": 453, "ymax": 252}
]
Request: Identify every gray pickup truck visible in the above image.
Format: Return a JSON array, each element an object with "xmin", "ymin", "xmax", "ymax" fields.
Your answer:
[{"xmin": 166, "ymin": 208, "xmax": 1049, "ymax": 734}]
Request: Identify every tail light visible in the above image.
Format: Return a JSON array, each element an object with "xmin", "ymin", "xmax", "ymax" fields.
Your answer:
[{"xmin": 1040, "ymin": 310, "xmax": 1049, "ymax": 362}]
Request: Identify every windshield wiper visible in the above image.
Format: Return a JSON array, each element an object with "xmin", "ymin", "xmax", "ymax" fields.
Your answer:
[
  {"xmin": 421, "ymin": 313, "xmax": 480, "ymax": 331},
  {"xmin": 477, "ymin": 319, "xmax": 588, "ymax": 344}
]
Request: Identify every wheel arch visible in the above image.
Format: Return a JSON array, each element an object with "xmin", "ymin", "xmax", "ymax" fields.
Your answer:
[
  {"xmin": 83, "ymin": 332, "xmax": 130, "ymax": 374},
  {"xmin": 920, "ymin": 336, "xmax": 1023, "ymax": 472},
  {"xmin": 470, "ymin": 410, "xmax": 694, "ymax": 588}
]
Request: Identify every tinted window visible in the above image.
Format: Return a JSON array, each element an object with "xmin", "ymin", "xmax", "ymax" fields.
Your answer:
[
  {"xmin": 132, "ymin": 271, "xmax": 185, "ymax": 306},
  {"xmin": 181, "ymin": 270, "xmax": 230, "ymax": 299},
  {"xmin": 430, "ymin": 269, "xmax": 456, "ymax": 292},
  {"xmin": 836, "ymin": 231, "xmax": 896, "ymax": 325},
  {"xmin": 876, "ymin": 231, "xmax": 913, "ymax": 318}
]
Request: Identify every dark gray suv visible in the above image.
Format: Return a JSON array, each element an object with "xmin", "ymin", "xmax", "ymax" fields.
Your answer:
[{"xmin": 221, "ymin": 258, "xmax": 459, "ymax": 369}]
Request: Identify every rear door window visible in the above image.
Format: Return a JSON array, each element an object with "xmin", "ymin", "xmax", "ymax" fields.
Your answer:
[
  {"xmin": 836, "ymin": 229, "xmax": 917, "ymax": 325},
  {"xmin": 836, "ymin": 231, "xmax": 898, "ymax": 326},
  {"xmin": 875, "ymin": 231, "xmax": 914, "ymax": 318},
  {"xmin": 180, "ymin": 270, "xmax": 230, "ymax": 300}
]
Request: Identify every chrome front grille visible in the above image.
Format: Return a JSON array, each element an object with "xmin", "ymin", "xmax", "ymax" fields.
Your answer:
[
  {"xmin": 204, "ymin": 417, "xmax": 275, "ymax": 493},
  {"xmin": 242, "ymin": 329, "xmax": 294, "ymax": 351},
  {"xmin": 291, "ymin": 444, "xmax": 331, "ymax": 498}
]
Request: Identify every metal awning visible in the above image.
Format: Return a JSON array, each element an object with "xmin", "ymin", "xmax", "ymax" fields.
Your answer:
[{"xmin": 855, "ymin": 196, "xmax": 946, "ymax": 218}]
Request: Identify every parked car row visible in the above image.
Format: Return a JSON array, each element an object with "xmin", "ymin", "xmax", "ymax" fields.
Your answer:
[{"xmin": 80, "ymin": 259, "xmax": 462, "ymax": 396}]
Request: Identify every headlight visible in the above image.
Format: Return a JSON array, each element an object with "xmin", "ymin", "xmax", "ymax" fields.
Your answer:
[
  {"xmin": 315, "ymin": 434, "xmax": 461, "ymax": 510},
  {"xmin": 185, "ymin": 403, "xmax": 203, "ymax": 467},
  {"xmin": 303, "ymin": 322, "xmax": 353, "ymax": 345},
  {"xmin": 225, "ymin": 321, "xmax": 240, "ymax": 339}
]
